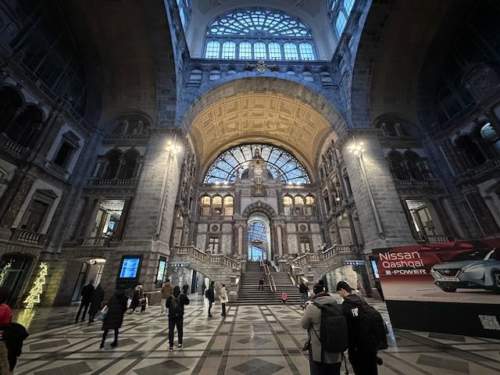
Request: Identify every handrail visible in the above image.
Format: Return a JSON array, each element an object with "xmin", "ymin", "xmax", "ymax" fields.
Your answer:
[
  {"xmin": 261, "ymin": 259, "xmax": 276, "ymax": 293},
  {"xmin": 289, "ymin": 245, "xmax": 358, "ymax": 268},
  {"xmin": 172, "ymin": 245, "xmax": 240, "ymax": 270}
]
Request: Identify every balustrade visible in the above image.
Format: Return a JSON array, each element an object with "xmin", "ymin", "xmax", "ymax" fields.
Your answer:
[
  {"xmin": 10, "ymin": 228, "xmax": 46, "ymax": 246},
  {"xmin": 171, "ymin": 246, "xmax": 240, "ymax": 270},
  {"xmin": 87, "ymin": 177, "xmax": 139, "ymax": 187}
]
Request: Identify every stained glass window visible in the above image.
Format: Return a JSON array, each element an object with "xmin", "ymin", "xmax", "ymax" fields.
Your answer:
[
  {"xmin": 205, "ymin": 41, "xmax": 220, "ymax": 58},
  {"xmin": 239, "ymin": 42, "xmax": 252, "ymax": 59},
  {"xmin": 222, "ymin": 42, "xmax": 236, "ymax": 59},
  {"xmin": 204, "ymin": 8, "xmax": 316, "ymax": 61},
  {"xmin": 204, "ymin": 144, "xmax": 311, "ymax": 184},
  {"xmin": 299, "ymin": 43, "xmax": 315, "ymax": 60}
]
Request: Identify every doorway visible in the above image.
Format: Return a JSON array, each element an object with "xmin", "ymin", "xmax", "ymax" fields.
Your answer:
[
  {"xmin": 247, "ymin": 213, "xmax": 272, "ymax": 261},
  {"xmin": 71, "ymin": 258, "xmax": 106, "ymax": 302}
]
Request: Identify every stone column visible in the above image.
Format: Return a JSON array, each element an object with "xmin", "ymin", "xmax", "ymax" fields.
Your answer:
[
  {"xmin": 237, "ymin": 225, "xmax": 243, "ymax": 256},
  {"xmin": 341, "ymin": 130, "xmax": 415, "ymax": 252},
  {"xmin": 276, "ymin": 224, "xmax": 283, "ymax": 256}
]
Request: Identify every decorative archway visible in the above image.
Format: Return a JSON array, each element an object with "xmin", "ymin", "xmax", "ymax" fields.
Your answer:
[{"xmin": 242, "ymin": 201, "xmax": 277, "ymax": 218}]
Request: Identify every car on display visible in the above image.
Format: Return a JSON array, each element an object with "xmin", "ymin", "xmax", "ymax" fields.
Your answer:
[{"xmin": 431, "ymin": 249, "xmax": 500, "ymax": 293}]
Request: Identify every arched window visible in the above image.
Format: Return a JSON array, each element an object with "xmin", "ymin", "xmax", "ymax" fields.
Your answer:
[
  {"xmin": 201, "ymin": 196, "xmax": 211, "ymax": 216},
  {"xmin": 305, "ymin": 195, "xmax": 315, "ymax": 216},
  {"xmin": 221, "ymin": 42, "xmax": 236, "ymax": 59},
  {"xmin": 103, "ymin": 149, "xmax": 122, "ymax": 179},
  {"xmin": 294, "ymin": 196, "xmax": 304, "ymax": 216},
  {"xmin": 204, "ymin": 144, "xmax": 311, "ymax": 184},
  {"xmin": 224, "ymin": 196, "xmax": 234, "ymax": 216},
  {"xmin": 388, "ymin": 151, "xmax": 408, "ymax": 180},
  {"xmin": 118, "ymin": 149, "xmax": 140, "ymax": 179},
  {"xmin": 205, "ymin": 8, "xmax": 316, "ymax": 61},
  {"xmin": 405, "ymin": 151, "xmax": 426, "ymax": 181},
  {"xmin": 212, "ymin": 196, "xmax": 223, "ymax": 215},
  {"xmin": 283, "ymin": 196, "xmax": 293, "ymax": 216},
  {"xmin": 455, "ymin": 135, "xmax": 486, "ymax": 168}
]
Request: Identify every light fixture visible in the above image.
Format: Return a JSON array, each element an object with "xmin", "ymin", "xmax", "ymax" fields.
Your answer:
[{"xmin": 348, "ymin": 141, "xmax": 365, "ymax": 156}]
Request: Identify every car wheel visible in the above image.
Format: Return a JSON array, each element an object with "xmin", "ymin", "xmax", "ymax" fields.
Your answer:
[
  {"xmin": 493, "ymin": 271, "xmax": 500, "ymax": 293},
  {"xmin": 440, "ymin": 286, "xmax": 456, "ymax": 293}
]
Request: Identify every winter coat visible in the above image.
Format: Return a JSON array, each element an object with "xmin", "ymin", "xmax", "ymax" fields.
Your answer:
[
  {"xmin": 89, "ymin": 286, "xmax": 105, "ymax": 315},
  {"xmin": 80, "ymin": 284, "xmax": 95, "ymax": 303},
  {"xmin": 166, "ymin": 292, "xmax": 190, "ymax": 319},
  {"xmin": 130, "ymin": 289, "xmax": 143, "ymax": 309},
  {"xmin": 219, "ymin": 287, "xmax": 228, "ymax": 304},
  {"xmin": 299, "ymin": 283, "xmax": 309, "ymax": 294},
  {"xmin": 102, "ymin": 293, "xmax": 128, "ymax": 330},
  {"xmin": 205, "ymin": 287, "xmax": 215, "ymax": 303},
  {"xmin": 341, "ymin": 293, "xmax": 369, "ymax": 352},
  {"xmin": 0, "ymin": 323, "xmax": 28, "ymax": 371},
  {"xmin": 301, "ymin": 294, "xmax": 342, "ymax": 364},
  {"xmin": 161, "ymin": 284, "xmax": 173, "ymax": 299}
]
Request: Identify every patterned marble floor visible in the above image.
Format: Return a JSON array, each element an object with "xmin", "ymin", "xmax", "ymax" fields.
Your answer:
[{"xmin": 12, "ymin": 297, "xmax": 500, "ymax": 375}]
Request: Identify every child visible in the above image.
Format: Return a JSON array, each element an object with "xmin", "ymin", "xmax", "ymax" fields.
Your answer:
[{"xmin": 281, "ymin": 292, "xmax": 288, "ymax": 304}]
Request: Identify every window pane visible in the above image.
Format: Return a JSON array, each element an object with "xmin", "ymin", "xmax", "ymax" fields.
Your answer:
[
  {"xmin": 221, "ymin": 42, "xmax": 236, "ymax": 59},
  {"xmin": 284, "ymin": 43, "xmax": 299, "ymax": 60},
  {"xmin": 344, "ymin": 0, "xmax": 355, "ymax": 15},
  {"xmin": 299, "ymin": 43, "xmax": 315, "ymax": 60},
  {"xmin": 254, "ymin": 42, "xmax": 267, "ymax": 60},
  {"xmin": 205, "ymin": 41, "xmax": 220, "ymax": 58},
  {"xmin": 268, "ymin": 43, "xmax": 282, "ymax": 60},
  {"xmin": 239, "ymin": 42, "xmax": 252, "ymax": 59},
  {"xmin": 336, "ymin": 13, "xmax": 347, "ymax": 35}
]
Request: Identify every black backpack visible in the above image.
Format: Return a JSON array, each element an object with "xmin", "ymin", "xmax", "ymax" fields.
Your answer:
[
  {"xmin": 168, "ymin": 296, "xmax": 182, "ymax": 318},
  {"xmin": 357, "ymin": 303, "xmax": 388, "ymax": 351},
  {"xmin": 312, "ymin": 302, "xmax": 349, "ymax": 355}
]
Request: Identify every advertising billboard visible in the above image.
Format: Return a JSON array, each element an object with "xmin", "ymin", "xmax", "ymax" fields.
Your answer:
[{"xmin": 374, "ymin": 240, "xmax": 500, "ymax": 338}]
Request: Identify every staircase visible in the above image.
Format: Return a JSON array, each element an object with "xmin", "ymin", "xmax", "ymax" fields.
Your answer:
[{"xmin": 234, "ymin": 262, "xmax": 302, "ymax": 305}]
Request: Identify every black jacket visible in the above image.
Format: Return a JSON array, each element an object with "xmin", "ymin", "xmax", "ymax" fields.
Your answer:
[
  {"xmin": 299, "ymin": 284, "xmax": 309, "ymax": 293},
  {"xmin": 166, "ymin": 292, "xmax": 190, "ymax": 318},
  {"xmin": 341, "ymin": 294, "xmax": 365, "ymax": 351},
  {"xmin": 89, "ymin": 286, "xmax": 105, "ymax": 315},
  {"xmin": 205, "ymin": 287, "xmax": 215, "ymax": 302},
  {"xmin": 102, "ymin": 293, "xmax": 128, "ymax": 330},
  {"xmin": 81, "ymin": 284, "xmax": 95, "ymax": 303},
  {"xmin": 0, "ymin": 322, "xmax": 29, "ymax": 371}
]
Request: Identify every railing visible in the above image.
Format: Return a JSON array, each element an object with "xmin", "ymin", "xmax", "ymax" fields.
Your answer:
[
  {"xmin": 261, "ymin": 259, "xmax": 276, "ymax": 293},
  {"xmin": 81, "ymin": 237, "xmax": 110, "ymax": 247},
  {"xmin": 172, "ymin": 246, "xmax": 240, "ymax": 270},
  {"xmin": 415, "ymin": 233, "xmax": 449, "ymax": 244},
  {"xmin": 0, "ymin": 134, "xmax": 29, "ymax": 159},
  {"xmin": 9, "ymin": 228, "xmax": 46, "ymax": 246},
  {"xmin": 87, "ymin": 177, "xmax": 139, "ymax": 187},
  {"xmin": 290, "ymin": 245, "xmax": 357, "ymax": 268},
  {"xmin": 395, "ymin": 178, "xmax": 441, "ymax": 188}
]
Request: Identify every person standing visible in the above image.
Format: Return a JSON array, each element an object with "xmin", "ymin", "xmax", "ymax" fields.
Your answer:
[
  {"xmin": 75, "ymin": 281, "xmax": 94, "ymax": 323},
  {"xmin": 161, "ymin": 280, "xmax": 173, "ymax": 314},
  {"xmin": 219, "ymin": 284, "xmax": 228, "ymax": 318},
  {"xmin": 258, "ymin": 277, "xmax": 264, "ymax": 291},
  {"xmin": 166, "ymin": 286, "xmax": 190, "ymax": 351},
  {"xmin": 130, "ymin": 285, "xmax": 144, "ymax": 313},
  {"xmin": 100, "ymin": 289, "xmax": 128, "ymax": 348},
  {"xmin": 205, "ymin": 281, "xmax": 215, "ymax": 318},
  {"xmin": 301, "ymin": 283, "xmax": 345, "ymax": 375},
  {"xmin": 88, "ymin": 284, "xmax": 105, "ymax": 324},
  {"xmin": 201, "ymin": 282, "xmax": 206, "ymax": 297},
  {"xmin": 337, "ymin": 281, "xmax": 385, "ymax": 375},
  {"xmin": 299, "ymin": 281, "xmax": 310, "ymax": 307},
  {"xmin": 182, "ymin": 284, "xmax": 189, "ymax": 296},
  {"xmin": 0, "ymin": 287, "xmax": 13, "ymax": 374}
]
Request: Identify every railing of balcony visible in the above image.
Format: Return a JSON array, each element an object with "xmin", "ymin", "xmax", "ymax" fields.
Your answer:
[
  {"xmin": 0, "ymin": 134, "xmax": 30, "ymax": 159},
  {"xmin": 172, "ymin": 246, "xmax": 241, "ymax": 270},
  {"xmin": 9, "ymin": 228, "xmax": 46, "ymax": 246},
  {"xmin": 290, "ymin": 245, "xmax": 357, "ymax": 268},
  {"xmin": 87, "ymin": 178, "xmax": 139, "ymax": 187}
]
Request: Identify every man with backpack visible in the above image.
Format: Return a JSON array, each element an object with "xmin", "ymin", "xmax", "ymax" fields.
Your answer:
[
  {"xmin": 166, "ymin": 286, "xmax": 190, "ymax": 351},
  {"xmin": 301, "ymin": 283, "xmax": 348, "ymax": 375},
  {"xmin": 336, "ymin": 281, "xmax": 387, "ymax": 375}
]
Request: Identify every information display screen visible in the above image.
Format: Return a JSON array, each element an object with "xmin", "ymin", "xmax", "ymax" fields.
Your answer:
[
  {"xmin": 156, "ymin": 259, "xmax": 166, "ymax": 283},
  {"xmin": 119, "ymin": 257, "xmax": 141, "ymax": 279}
]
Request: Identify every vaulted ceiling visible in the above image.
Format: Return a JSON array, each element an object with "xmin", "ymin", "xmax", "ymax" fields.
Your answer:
[{"xmin": 190, "ymin": 91, "xmax": 333, "ymax": 172}]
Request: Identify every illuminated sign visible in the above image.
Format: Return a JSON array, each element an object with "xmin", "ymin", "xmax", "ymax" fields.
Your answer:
[{"xmin": 119, "ymin": 257, "xmax": 141, "ymax": 279}]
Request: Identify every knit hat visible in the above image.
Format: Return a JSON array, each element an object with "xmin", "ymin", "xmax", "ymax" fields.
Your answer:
[{"xmin": 0, "ymin": 304, "xmax": 13, "ymax": 325}]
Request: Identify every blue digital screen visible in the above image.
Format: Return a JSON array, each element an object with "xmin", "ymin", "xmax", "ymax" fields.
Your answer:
[{"xmin": 119, "ymin": 257, "xmax": 140, "ymax": 279}]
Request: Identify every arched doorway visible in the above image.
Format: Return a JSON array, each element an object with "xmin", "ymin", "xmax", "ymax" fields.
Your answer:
[
  {"xmin": 247, "ymin": 213, "xmax": 272, "ymax": 261},
  {"xmin": 71, "ymin": 258, "xmax": 106, "ymax": 303}
]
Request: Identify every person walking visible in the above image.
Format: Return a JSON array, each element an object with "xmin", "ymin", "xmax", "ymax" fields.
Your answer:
[
  {"xmin": 130, "ymin": 285, "xmax": 144, "ymax": 313},
  {"xmin": 161, "ymin": 280, "xmax": 173, "ymax": 314},
  {"xmin": 205, "ymin": 281, "xmax": 215, "ymax": 318},
  {"xmin": 88, "ymin": 284, "xmax": 105, "ymax": 324},
  {"xmin": 258, "ymin": 277, "xmax": 264, "ymax": 291},
  {"xmin": 201, "ymin": 282, "xmax": 206, "ymax": 297},
  {"xmin": 301, "ymin": 283, "xmax": 345, "ymax": 375},
  {"xmin": 299, "ymin": 281, "xmax": 310, "ymax": 307},
  {"xmin": 182, "ymin": 284, "xmax": 189, "ymax": 296},
  {"xmin": 75, "ymin": 281, "xmax": 94, "ymax": 323},
  {"xmin": 100, "ymin": 289, "xmax": 128, "ymax": 348},
  {"xmin": 0, "ymin": 287, "xmax": 13, "ymax": 374},
  {"xmin": 166, "ymin": 286, "xmax": 190, "ymax": 351},
  {"xmin": 219, "ymin": 284, "xmax": 228, "ymax": 318},
  {"xmin": 337, "ymin": 281, "xmax": 386, "ymax": 375}
]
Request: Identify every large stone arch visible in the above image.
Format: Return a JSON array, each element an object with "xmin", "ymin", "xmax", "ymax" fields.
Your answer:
[
  {"xmin": 181, "ymin": 77, "xmax": 348, "ymax": 139},
  {"xmin": 242, "ymin": 201, "xmax": 277, "ymax": 219}
]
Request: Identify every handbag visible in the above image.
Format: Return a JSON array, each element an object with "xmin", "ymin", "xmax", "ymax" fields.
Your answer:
[{"xmin": 97, "ymin": 305, "xmax": 108, "ymax": 321}]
